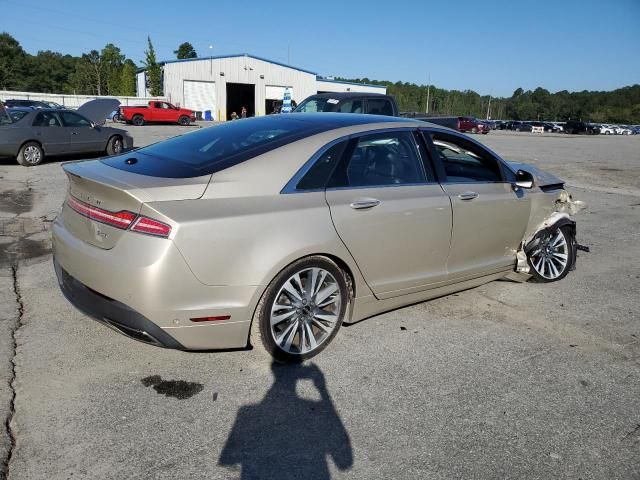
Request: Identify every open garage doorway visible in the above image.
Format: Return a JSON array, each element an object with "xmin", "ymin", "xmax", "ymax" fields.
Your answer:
[{"xmin": 226, "ymin": 83, "xmax": 255, "ymax": 120}]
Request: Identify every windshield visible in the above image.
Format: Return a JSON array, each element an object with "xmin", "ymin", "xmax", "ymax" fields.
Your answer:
[{"xmin": 294, "ymin": 98, "xmax": 338, "ymax": 113}]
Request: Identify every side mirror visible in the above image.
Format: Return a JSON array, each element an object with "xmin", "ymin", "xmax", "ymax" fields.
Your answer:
[{"xmin": 514, "ymin": 169, "xmax": 534, "ymax": 189}]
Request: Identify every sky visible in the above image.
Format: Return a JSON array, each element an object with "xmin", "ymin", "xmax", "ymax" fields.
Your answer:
[{"xmin": 2, "ymin": 0, "xmax": 639, "ymax": 97}]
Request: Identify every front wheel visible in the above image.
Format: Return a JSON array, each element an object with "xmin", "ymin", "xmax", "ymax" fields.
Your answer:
[
  {"xmin": 251, "ymin": 256, "xmax": 349, "ymax": 363},
  {"xmin": 106, "ymin": 135, "xmax": 123, "ymax": 156},
  {"xmin": 178, "ymin": 115, "xmax": 190, "ymax": 126},
  {"xmin": 527, "ymin": 225, "xmax": 575, "ymax": 282},
  {"xmin": 471, "ymin": 127, "xmax": 478, "ymax": 134},
  {"xmin": 17, "ymin": 141, "xmax": 44, "ymax": 166}
]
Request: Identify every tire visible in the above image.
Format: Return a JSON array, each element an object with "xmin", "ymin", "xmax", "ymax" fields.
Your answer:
[
  {"xmin": 515, "ymin": 127, "xmax": 521, "ymax": 132},
  {"xmin": 471, "ymin": 127, "xmax": 478, "ymax": 134},
  {"xmin": 16, "ymin": 141, "xmax": 44, "ymax": 167},
  {"xmin": 527, "ymin": 225, "xmax": 575, "ymax": 283},
  {"xmin": 106, "ymin": 135, "xmax": 124, "ymax": 156},
  {"xmin": 112, "ymin": 113, "xmax": 120, "ymax": 122},
  {"xmin": 132, "ymin": 115, "xmax": 144, "ymax": 126},
  {"xmin": 250, "ymin": 256, "xmax": 349, "ymax": 363},
  {"xmin": 178, "ymin": 115, "xmax": 190, "ymax": 126}
]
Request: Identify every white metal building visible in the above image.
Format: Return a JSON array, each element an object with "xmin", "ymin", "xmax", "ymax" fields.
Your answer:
[{"xmin": 136, "ymin": 54, "xmax": 386, "ymax": 121}]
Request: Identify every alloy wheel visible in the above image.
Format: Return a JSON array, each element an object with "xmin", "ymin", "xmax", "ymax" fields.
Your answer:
[
  {"xmin": 269, "ymin": 267, "xmax": 342, "ymax": 355},
  {"xmin": 529, "ymin": 229, "xmax": 569, "ymax": 280}
]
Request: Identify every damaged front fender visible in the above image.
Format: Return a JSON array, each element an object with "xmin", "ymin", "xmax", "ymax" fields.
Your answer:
[{"xmin": 511, "ymin": 189, "xmax": 587, "ymax": 280}]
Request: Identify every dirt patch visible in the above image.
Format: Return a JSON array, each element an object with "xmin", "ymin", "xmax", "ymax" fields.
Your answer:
[
  {"xmin": 0, "ymin": 237, "xmax": 51, "ymax": 267},
  {"xmin": 0, "ymin": 189, "xmax": 34, "ymax": 215}
]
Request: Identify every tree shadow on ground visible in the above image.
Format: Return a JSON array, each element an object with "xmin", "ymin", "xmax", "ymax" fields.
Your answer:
[{"xmin": 219, "ymin": 362, "xmax": 353, "ymax": 480}]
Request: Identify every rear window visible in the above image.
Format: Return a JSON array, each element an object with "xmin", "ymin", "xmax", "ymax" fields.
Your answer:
[
  {"xmin": 294, "ymin": 98, "xmax": 338, "ymax": 113},
  {"xmin": 101, "ymin": 116, "xmax": 335, "ymax": 178}
]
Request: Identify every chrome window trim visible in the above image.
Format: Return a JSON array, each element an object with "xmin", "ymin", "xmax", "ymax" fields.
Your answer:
[{"xmin": 281, "ymin": 127, "xmax": 438, "ymax": 194}]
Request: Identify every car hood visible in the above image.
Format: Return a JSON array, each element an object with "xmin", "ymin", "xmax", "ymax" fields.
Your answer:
[
  {"xmin": 77, "ymin": 98, "xmax": 121, "ymax": 124},
  {"xmin": 507, "ymin": 161, "xmax": 565, "ymax": 187}
]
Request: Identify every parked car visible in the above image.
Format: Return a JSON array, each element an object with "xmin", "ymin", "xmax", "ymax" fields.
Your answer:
[
  {"xmin": 3, "ymin": 99, "xmax": 58, "ymax": 109},
  {"xmin": 294, "ymin": 93, "xmax": 399, "ymax": 116},
  {"xmin": 598, "ymin": 124, "xmax": 616, "ymax": 135},
  {"xmin": 409, "ymin": 116, "xmax": 489, "ymax": 134},
  {"xmin": 52, "ymin": 114, "xmax": 584, "ymax": 363},
  {"xmin": 119, "ymin": 101, "xmax": 195, "ymax": 126},
  {"xmin": 563, "ymin": 121, "xmax": 600, "ymax": 135},
  {"xmin": 0, "ymin": 99, "xmax": 132, "ymax": 166}
]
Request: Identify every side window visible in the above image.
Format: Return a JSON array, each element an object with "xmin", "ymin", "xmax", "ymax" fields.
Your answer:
[
  {"xmin": 296, "ymin": 141, "xmax": 347, "ymax": 191},
  {"xmin": 33, "ymin": 112, "xmax": 61, "ymax": 127},
  {"xmin": 430, "ymin": 132, "xmax": 503, "ymax": 183},
  {"xmin": 338, "ymin": 100, "xmax": 363, "ymax": 114},
  {"xmin": 59, "ymin": 112, "xmax": 91, "ymax": 127},
  {"xmin": 329, "ymin": 131, "xmax": 427, "ymax": 188},
  {"xmin": 366, "ymin": 99, "xmax": 393, "ymax": 116}
]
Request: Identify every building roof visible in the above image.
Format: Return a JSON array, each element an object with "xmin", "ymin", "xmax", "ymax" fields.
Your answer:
[
  {"xmin": 137, "ymin": 55, "xmax": 385, "ymax": 91},
  {"xmin": 158, "ymin": 53, "xmax": 317, "ymax": 75}
]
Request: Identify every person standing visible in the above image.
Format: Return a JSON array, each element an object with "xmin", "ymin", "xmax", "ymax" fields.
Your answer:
[{"xmin": 241, "ymin": 106, "xmax": 247, "ymax": 118}]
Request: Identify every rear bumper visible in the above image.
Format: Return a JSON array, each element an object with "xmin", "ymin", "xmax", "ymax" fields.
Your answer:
[
  {"xmin": 54, "ymin": 260, "xmax": 185, "ymax": 349},
  {"xmin": 52, "ymin": 213, "xmax": 259, "ymax": 350}
]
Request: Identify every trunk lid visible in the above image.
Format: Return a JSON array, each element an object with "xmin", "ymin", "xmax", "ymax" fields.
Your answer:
[{"xmin": 62, "ymin": 159, "xmax": 211, "ymax": 249}]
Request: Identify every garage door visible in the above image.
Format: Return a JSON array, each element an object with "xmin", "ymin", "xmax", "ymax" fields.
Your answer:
[
  {"xmin": 183, "ymin": 80, "xmax": 216, "ymax": 118},
  {"xmin": 265, "ymin": 85, "xmax": 294, "ymax": 101}
]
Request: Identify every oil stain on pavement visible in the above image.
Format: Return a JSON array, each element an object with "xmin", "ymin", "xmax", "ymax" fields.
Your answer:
[
  {"xmin": 0, "ymin": 189, "xmax": 34, "ymax": 215},
  {"xmin": 141, "ymin": 375, "xmax": 204, "ymax": 400}
]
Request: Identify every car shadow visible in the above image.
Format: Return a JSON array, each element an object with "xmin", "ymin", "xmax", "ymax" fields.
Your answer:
[{"xmin": 218, "ymin": 361, "xmax": 353, "ymax": 480}]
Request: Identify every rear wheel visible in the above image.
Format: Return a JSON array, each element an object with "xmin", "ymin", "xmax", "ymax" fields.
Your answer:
[
  {"xmin": 527, "ymin": 225, "xmax": 575, "ymax": 283},
  {"xmin": 106, "ymin": 135, "xmax": 123, "ymax": 156},
  {"xmin": 471, "ymin": 127, "xmax": 478, "ymax": 134},
  {"xmin": 16, "ymin": 141, "xmax": 44, "ymax": 166},
  {"xmin": 132, "ymin": 115, "xmax": 144, "ymax": 126},
  {"xmin": 178, "ymin": 115, "xmax": 190, "ymax": 126},
  {"xmin": 250, "ymin": 256, "xmax": 348, "ymax": 363}
]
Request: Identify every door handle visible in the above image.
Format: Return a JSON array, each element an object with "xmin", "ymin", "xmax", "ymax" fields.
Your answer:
[
  {"xmin": 458, "ymin": 191, "xmax": 479, "ymax": 201},
  {"xmin": 349, "ymin": 198, "xmax": 381, "ymax": 210}
]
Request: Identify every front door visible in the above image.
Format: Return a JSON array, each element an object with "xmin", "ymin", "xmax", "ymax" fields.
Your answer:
[
  {"xmin": 59, "ymin": 111, "xmax": 105, "ymax": 153},
  {"xmin": 325, "ymin": 130, "xmax": 452, "ymax": 299},
  {"xmin": 424, "ymin": 129, "xmax": 531, "ymax": 279}
]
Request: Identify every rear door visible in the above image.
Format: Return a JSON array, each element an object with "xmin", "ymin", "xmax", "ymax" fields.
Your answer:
[
  {"xmin": 31, "ymin": 111, "xmax": 68, "ymax": 154},
  {"xmin": 59, "ymin": 111, "xmax": 105, "ymax": 153},
  {"xmin": 325, "ymin": 129, "xmax": 452, "ymax": 299},
  {"xmin": 422, "ymin": 129, "xmax": 531, "ymax": 279}
]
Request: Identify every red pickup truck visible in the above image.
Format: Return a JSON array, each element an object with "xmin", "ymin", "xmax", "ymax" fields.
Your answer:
[{"xmin": 119, "ymin": 101, "xmax": 195, "ymax": 126}]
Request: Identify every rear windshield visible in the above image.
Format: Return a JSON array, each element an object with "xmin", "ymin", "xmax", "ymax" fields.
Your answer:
[{"xmin": 102, "ymin": 116, "xmax": 334, "ymax": 178}]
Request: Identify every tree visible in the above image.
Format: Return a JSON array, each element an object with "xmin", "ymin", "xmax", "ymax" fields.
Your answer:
[
  {"xmin": 174, "ymin": 42, "xmax": 197, "ymax": 59},
  {"xmin": 101, "ymin": 43, "xmax": 125, "ymax": 95},
  {"xmin": 0, "ymin": 32, "xmax": 27, "ymax": 90},
  {"xmin": 120, "ymin": 59, "xmax": 137, "ymax": 96},
  {"xmin": 144, "ymin": 36, "xmax": 162, "ymax": 96}
]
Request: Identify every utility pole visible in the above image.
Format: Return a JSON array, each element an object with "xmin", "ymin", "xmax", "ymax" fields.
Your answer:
[
  {"xmin": 287, "ymin": 44, "xmax": 290, "ymax": 65},
  {"xmin": 486, "ymin": 95, "xmax": 492, "ymax": 120},
  {"xmin": 426, "ymin": 73, "xmax": 431, "ymax": 114}
]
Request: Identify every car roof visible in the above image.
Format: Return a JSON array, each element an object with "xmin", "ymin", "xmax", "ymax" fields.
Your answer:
[
  {"xmin": 305, "ymin": 92, "xmax": 390, "ymax": 99},
  {"xmin": 281, "ymin": 112, "xmax": 414, "ymax": 127}
]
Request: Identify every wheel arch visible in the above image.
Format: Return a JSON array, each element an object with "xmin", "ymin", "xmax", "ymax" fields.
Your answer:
[{"xmin": 246, "ymin": 251, "xmax": 359, "ymax": 345}]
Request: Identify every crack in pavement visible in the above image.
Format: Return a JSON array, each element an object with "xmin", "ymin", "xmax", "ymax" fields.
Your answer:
[{"xmin": 1, "ymin": 266, "xmax": 23, "ymax": 480}]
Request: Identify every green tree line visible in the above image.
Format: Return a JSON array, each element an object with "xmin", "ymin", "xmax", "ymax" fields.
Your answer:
[{"xmin": 340, "ymin": 78, "xmax": 640, "ymax": 124}]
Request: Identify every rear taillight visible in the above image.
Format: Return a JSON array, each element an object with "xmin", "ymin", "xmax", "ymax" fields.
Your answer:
[
  {"xmin": 130, "ymin": 216, "xmax": 172, "ymax": 238},
  {"xmin": 66, "ymin": 195, "xmax": 171, "ymax": 238}
]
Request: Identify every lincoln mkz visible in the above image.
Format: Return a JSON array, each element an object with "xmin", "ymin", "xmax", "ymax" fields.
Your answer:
[{"xmin": 52, "ymin": 114, "xmax": 584, "ymax": 362}]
